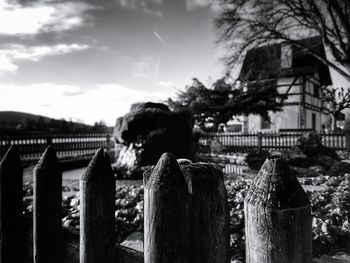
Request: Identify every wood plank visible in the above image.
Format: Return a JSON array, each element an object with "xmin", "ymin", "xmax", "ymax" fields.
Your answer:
[
  {"xmin": 0, "ymin": 146, "xmax": 23, "ymax": 263},
  {"xmin": 144, "ymin": 153, "xmax": 191, "ymax": 263},
  {"xmin": 80, "ymin": 149, "xmax": 115, "ymax": 263},
  {"xmin": 33, "ymin": 146, "xmax": 62, "ymax": 263},
  {"xmin": 244, "ymin": 158, "xmax": 312, "ymax": 263}
]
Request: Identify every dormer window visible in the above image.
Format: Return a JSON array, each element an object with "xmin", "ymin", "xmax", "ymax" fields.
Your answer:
[{"xmin": 281, "ymin": 44, "xmax": 292, "ymax": 68}]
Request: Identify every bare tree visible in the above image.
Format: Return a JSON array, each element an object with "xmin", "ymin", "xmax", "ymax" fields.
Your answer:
[
  {"xmin": 215, "ymin": 0, "xmax": 350, "ymax": 81},
  {"xmin": 321, "ymin": 87, "xmax": 350, "ymax": 130}
]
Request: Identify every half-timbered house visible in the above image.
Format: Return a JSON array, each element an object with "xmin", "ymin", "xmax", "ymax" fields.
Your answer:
[{"xmin": 239, "ymin": 36, "xmax": 333, "ymax": 131}]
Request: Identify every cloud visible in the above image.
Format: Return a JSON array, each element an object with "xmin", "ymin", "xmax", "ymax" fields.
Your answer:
[
  {"xmin": 154, "ymin": 31, "xmax": 166, "ymax": 45},
  {"xmin": 185, "ymin": 0, "xmax": 221, "ymax": 11},
  {"xmin": 0, "ymin": 43, "xmax": 89, "ymax": 73},
  {"xmin": 0, "ymin": 56, "xmax": 17, "ymax": 72},
  {"xmin": 0, "ymin": 82, "xmax": 168, "ymax": 125},
  {"xmin": 153, "ymin": 81, "xmax": 174, "ymax": 88},
  {"xmin": 132, "ymin": 55, "xmax": 160, "ymax": 79},
  {"xmin": 118, "ymin": 0, "xmax": 163, "ymax": 17},
  {"xmin": 0, "ymin": 0, "xmax": 95, "ymax": 35}
]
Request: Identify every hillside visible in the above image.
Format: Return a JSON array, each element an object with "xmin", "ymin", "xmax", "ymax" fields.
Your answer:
[{"xmin": 0, "ymin": 111, "xmax": 111, "ymax": 134}]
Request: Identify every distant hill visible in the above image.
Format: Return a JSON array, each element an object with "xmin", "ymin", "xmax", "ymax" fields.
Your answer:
[{"xmin": 0, "ymin": 111, "xmax": 112, "ymax": 134}]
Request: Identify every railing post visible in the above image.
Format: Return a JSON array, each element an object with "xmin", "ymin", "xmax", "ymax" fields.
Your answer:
[
  {"xmin": 244, "ymin": 158, "xmax": 312, "ymax": 263},
  {"xmin": 144, "ymin": 153, "xmax": 230, "ymax": 263},
  {"xmin": 33, "ymin": 146, "xmax": 62, "ymax": 263},
  {"xmin": 257, "ymin": 131, "xmax": 262, "ymax": 151},
  {"xmin": 0, "ymin": 146, "xmax": 23, "ymax": 263},
  {"xmin": 144, "ymin": 153, "xmax": 191, "ymax": 263},
  {"xmin": 80, "ymin": 148, "xmax": 115, "ymax": 263}
]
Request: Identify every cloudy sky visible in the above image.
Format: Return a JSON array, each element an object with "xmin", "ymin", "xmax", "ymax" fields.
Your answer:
[{"xmin": 0, "ymin": 0, "xmax": 224, "ymax": 125}]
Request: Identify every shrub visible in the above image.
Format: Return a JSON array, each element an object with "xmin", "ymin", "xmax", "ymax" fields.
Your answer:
[{"xmin": 294, "ymin": 132, "xmax": 339, "ymax": 161}]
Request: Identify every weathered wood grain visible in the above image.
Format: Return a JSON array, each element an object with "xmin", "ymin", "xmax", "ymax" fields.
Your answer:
[
  {"xmin": 244, "ymin": 158, "xmax": 312, "ymax": 263},
  {"xmin": 80, "ymin": 148, "xmax": 115, "ymax": 263},
  {"xmin": 33, "ymin": 146, "xmax": 62, "ymax": 263},
  {"xmin": 23, "ymin": 216, "xmax": 144, "ymax": 263},
  {"xmin": 0, "ymin": 146, "xmax": 23, "ymax": 263},
  {"xmin": 180, "ymin": 161, "xmax": 230, "ymax": 263},
  {"xmin": 144, "ymin": 156, "xmax": 230, "ymax": 263},
  {"xmin": 144, "ymin": 153, "xmax": 191, "ymax": 263}
]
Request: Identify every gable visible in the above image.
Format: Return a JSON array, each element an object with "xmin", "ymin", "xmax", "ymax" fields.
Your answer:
[{"xmin": 239, "ymin": 36, "xmax": 332, "ymax": 86}]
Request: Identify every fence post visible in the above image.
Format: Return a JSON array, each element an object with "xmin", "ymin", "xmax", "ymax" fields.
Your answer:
[
  {"xmin": 180, "ymin": 161, "xmax": 230, "ymax": 263},
  {"xmin": 144, "ymin": 153, "xmax": 191, "ymax": 263},
  {"xmin": 144, "ymin": 154, "xmax": 230, "ymax": 263},
  {"xmin": 0, "ymin": 146, "xmax": 23, "ymax": 263},
  {"xmin": 33, "ymin": 146, "xmax": 62, "ymax": 263},
  {"xmin": 257, "ymin": 131, "xmax": 262, "ymax": 151},
  {"xmin": 80, "ymin": 148, "xmax": 115, "ymax": 263},
  {"xmin": 244, "ymin": 158, "xmax": 312, "ymax": 263}
]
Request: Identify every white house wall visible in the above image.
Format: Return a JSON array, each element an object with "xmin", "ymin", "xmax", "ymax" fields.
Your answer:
[
  {"xmin": 247, "ymin": 105, "xmax": 299, "ymax": 131},
  {"xmin": 277, "ymin": 77, "xmax": 301, "ymax": 102},
  {"xmin": 247, "ymin": 114, "xmax": 261, "ymax": 131},
  {"xmin": 270, "ymin": 106, "xmax": 299, "ymax": 130},
  {"xmin": 247, "ymin": 73, "xmax": 329, "ymax": 131}
]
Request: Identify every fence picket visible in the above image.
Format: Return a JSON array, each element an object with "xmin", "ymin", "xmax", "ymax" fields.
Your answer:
[
  {"xmin": 144, "ymin": 153, "xmax": 191, "ymax": 263},
  {"xmin": 33, "ymin": 146, "xmax": 62, "ymax": 263},
  {"xmin": 0, "ymin": 146, "xmax": 23, "ymax": 263},
  {"xmin": 80, "ymin": 148, "xmax": 115, "ymax": 263},
  {"xmin": 144, "ymin": 154, "xmax": 230, "ymax": 263},
  {"xmin": 181, "ymin": 161, "xmax": 230, "ymax": 263},
  {"xmin": 244, "ymin": 158, "xmax": 312, "ymax": 263}
]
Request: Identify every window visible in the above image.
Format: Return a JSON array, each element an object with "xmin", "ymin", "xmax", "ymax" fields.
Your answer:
[
  {"xmin": 281, "ymin": 44, "xmax": 292, "ymax": 68},
  {"xmin": 312, "ymin": 113, "xmax": 316, "ymax": 130}
]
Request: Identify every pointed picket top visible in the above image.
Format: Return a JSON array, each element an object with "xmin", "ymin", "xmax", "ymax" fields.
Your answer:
[
  {"xmin": 146, "ymin": 152, "xmax": 187, "ymax": 190},
  {"xmin": 143, "ymin": 158, "xmax": 193, "ymax": 186},
  {"xmin": 33, "ymin": 146, "xmax": 62, "ymax": 263},
  {"xmin": 245, "ymin": 158, "xmax": 310, "ymax": 209},
  {"xmin": 0, "ymin": 145, "xmax": 21, "ymax": 169},
  {"xmin": 81, "ymin": 148, "xmax": 113, "ymax": 182},
  {"xmin": 143, "ymin": 167, "xmax": 153, "ymax": 186},
  {"xmin": 35, "ymin": 145, "xmax": 59, "ymax": 172}
]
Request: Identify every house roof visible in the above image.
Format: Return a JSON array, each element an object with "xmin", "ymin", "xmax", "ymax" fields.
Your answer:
[{"xmin": 238, "ymin": 36, "xmax": 333, "ymax": 86}]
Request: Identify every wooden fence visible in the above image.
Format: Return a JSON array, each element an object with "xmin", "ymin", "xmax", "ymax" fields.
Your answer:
[
  {"xmin": 0, "ymin": 145, "xmax": 313, "ymax": 263},
  {"xmin": 198, "ymin": 130, "xmax": 350, "ymax": 152},
  {"xmin": 0, "ymin": 133, "xmax": 114, "ymax": 162}
]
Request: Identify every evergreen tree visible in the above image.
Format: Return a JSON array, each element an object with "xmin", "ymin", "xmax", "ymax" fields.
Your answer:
[{"xmin": 167, "ymin": 78, "xmax": 286, "ymax": 131}]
